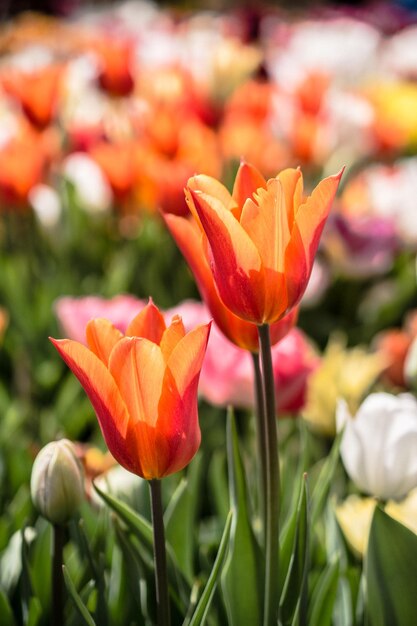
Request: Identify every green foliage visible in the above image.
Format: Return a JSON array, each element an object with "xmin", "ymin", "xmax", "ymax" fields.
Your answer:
[
  {"xmin": 220, "ymin": 410, "xmax": 261, "ymax": 626},
  {"xmin": 365, "ymin": 506, "xmax": 417, "ymax": 626}
]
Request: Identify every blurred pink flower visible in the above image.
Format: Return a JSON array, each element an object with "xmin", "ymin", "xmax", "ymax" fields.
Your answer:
[
  {"xmin": 324, "ymin": 212, "xmax": 398, "ymax": 278},
  {"xmin": 170, "ymin": 300, "xmax": 318, "ymax": 414},
  {"xmin": 54, "ymin": 294, "xmax": 146, "ymax": 343}
]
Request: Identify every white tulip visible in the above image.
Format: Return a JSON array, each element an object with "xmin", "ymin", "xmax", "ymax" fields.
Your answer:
[{"xmin": 337, "ymin": 393, "xmax": 417, "ymax": 500}]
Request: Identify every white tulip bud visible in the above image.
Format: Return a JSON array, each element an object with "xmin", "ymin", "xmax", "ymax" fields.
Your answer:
[
  {"xmin": 31, "ymin": 439, "xmax": 84, "ymax": 524},
  {"xmin": 337, "ymin": 393, "xmax": 417, "ymax": 500}
]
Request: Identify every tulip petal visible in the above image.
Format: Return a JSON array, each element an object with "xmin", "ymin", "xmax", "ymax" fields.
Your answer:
[
  {"xmin": 240, "ymin": 178, "xmax": 289, "ymax": 272},
  {"xmin": 189, "ymin": 188, "xmax": 264, "ymax": 323},
  {"xmin": 50, "ymin": 338, "xmax": 135, "ymax": 472},
  {"xmin": 277, "ymin": 168, "xmax": 303, "ymax": 227},
  {"xmin": 109, "ymin": 337, "xmax": 165, "ymax": 427},
  {"xmin": 126, "ymin": 300, "xmax": 166, "ymax": 343},
  {"xmin": 285, "ymin": 170, "xmax": 342, "ymax": 306},
  {"xmin": 240, "ymin": 179, "xmax": 290, "ymax": 322},
  {"xmin": 108, "ymin": 337, "xmax": 167, "ymax": 479},
  {"xmin": 156, "ymin": 323, "xmax": 211, "ymax": 476},
  {"xmin": 166, "ymin": 322, "xmax": 211, "ymax": 396},
  {"xmin": 160, "ymin": 315, "xmax": 186, "ymax": 362},
  {"xmin": 232, "ymin": 161, "xmax": 267, "ymax": 217},
  {"xmin": 187, "ymin": 174, "xmax": 236, "ymax": 212},
  {"xmin": 295, "ymin": 170, "xmax": 343, "ymax": 272},
  {"xmin": 164, "ymin": 213, "xmax": 261, "ymax": 351},
  {"xmin": 86, "ymin": 318, "xmax": 123, "ymax": 365}
]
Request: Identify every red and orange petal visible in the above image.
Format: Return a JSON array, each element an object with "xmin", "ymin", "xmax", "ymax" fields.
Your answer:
[
  {"xmin": 50, "ymin": 338, "xmax": 136, "ymax": 472},
  {"xmin": 86, "ymin": 318, "xmax": 123, "ymax": 365},
  {"xmin": 126, "ymin": 300, "xmax": 166, "ymax": 343},
  {"xmin": 189, "ymin": 188, "xmax": 264, "ymax": 323},
  {"xmin": 232, "ymin": 161, "xmax": 266, "ymax": 215}
]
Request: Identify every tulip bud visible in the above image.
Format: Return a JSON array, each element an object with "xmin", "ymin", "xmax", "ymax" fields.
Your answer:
[
  {"xmin": 337, "ymin": 393, "xmax": 417, "ymax": 500},
  {"xmin": 31, "ymin": 439, "xmax": 84, "ymax": 524}
]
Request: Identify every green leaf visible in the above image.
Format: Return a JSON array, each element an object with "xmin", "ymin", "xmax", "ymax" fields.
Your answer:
[
  {"xmin": 26, "ymin": 597, "xmax": 42, "ymax": 626},
  {"xmin": 93, "ymin": 482, "xmax": 153, "ymax": 547},
  {"xmin": 279, "ymin": 474, "xmax": 309, "ymax": 626},
  {"xmin": 165, "ymin": 454, "xmax": 204, "ymax": 580},
  {"xmin": 187, "ymin": 510, "xmax": 233, "ymax": 626},
  {"xmin": 208, "ymin": 451, "xmax": 229, "ymax": 522},
  {"xmin": 63, "ymin": 565, "xmax": 97, "ymax": 626},
  {"xmin": 94, "ymin": 481, "xmax": 191, "ymax": 606},
  {"xmin": 0, "ymin": 587, "xmax": 16, "ymax": 626},
  {"xmin": 221, "ymin": 409, "xmax": 261, "ymax": 626},
  {"xmin": 365, "ymin": 506, "xmax": 417, "ymax": 626},
  {"xmin": 308, "ymin": 559, "xmax": 339, "ymax": 626},
  {"xmin": 310, "ymin": 431, "xmax": 343, "ymax": 527}
]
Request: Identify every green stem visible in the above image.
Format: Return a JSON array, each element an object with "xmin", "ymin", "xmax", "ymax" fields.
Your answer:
[
  {"xmin": 149, "ymin": 480, "xmax": 170, "ymax": 626},
  {"xmin": 258, "ymin": 324, "xmax": 280, "ymax": 626},
  {"xmin": 251, "ymin": 351, "xmax": 267, "ymax": 548},
  {"xmin": 51, "ymin": 524, "xmax": 65, "ymax": 626}
]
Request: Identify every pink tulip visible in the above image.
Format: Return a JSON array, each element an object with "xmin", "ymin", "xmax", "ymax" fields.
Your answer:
[
  {"xmin": 169, "ymin": 300, "xmax": 319, "ymax": 414},
  {"xmin": 54, "ymin": 294, "xmax": 146, "ymax": 344}
]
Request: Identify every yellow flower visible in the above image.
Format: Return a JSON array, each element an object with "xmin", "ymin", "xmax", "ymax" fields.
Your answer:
[
  {"xmin": 335, "ymin": 495, "xmax": 376, "ymax": 558},
  {"xmin": 302, "ymin": 335, "xmax": 385, "ymax": 436},
  {"xmin": 335, "ymin": 489, "xmax": 417, "ymax": 559}
]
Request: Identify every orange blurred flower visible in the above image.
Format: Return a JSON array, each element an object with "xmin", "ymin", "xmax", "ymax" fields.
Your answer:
[
  {"xmin": 219, "ymin": 80, "xmax": 288, "ymax": 176},
  {"xmin": 165, "ymin": 211, "xmax": 297, "ymax": 351},
  {"xmin": 51, "ymin": 300, "xmax": 210, "ymax": 480},
  {"xmin": 374, "ymin": 312, "xmax": 417, "ymax": 388},
  {"xmin": 89, "ymin": 140, "xmax": 139, "ymax": 202},
  {"xmin": 141, "ymin": 111, "xmax": 222, "ymax": 216},
  {"xmin": 91, "ymin": 36, "xmax": 135, "ymax": 97},
  {"xmin": 0, "ymin": 130, "xmax": 47, "ymax": 208},
  {"xmin": 185, "ymin": 161, "xmax": 342, "ymax": 325},
  {"xmin": 1, "ymin": 64, "xmax": 64, "ymax": 129}
]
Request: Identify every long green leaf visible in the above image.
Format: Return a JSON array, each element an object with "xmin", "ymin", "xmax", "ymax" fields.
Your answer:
[
  {"xmin": 279, "ymin": 474, "xmax": 309, "ymax": 626},
  {"xmin": 310, "ymin": 431, "xmax": 342, "ymax": 527},
  {"xmin": 0, "ymin": 587, "xmax": 16, "ymax": 626},
  {"xmin": 308, "ymin": 559, "xmax": 340, "ymax": 626},
  {"xmin": 62, "ymin": 566, "xmax": 96, "ymax": 626},
  {"xmin": 187, "ymin": 511, "xmax": 233, "ymax": 626},
  {"xmin": 94, "ymin": 483, "xmax": 153, "ymax": 546},
  {"xmin": 94, "ymin": 481, "xmax": 191, "ymax": 605},
  {"xmin": 221, "ymin": 409, "xmax": 261, "ymax": 626},
  {"xmin": 365, "ymin": 506, "xmax": 417, "ymax": 626},
  {"xmin": 165, "ymin": 454, "xmax": 204, "ymax": 580}
]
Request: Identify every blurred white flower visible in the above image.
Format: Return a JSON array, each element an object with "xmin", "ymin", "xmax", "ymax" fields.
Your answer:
[
  {"xmin": 267, "ymin": 18, "xmax": 380, "ymax": 87},
  {"xmin": 381, "ymin": 25, "xmax": 417, "ymax": 80},
  {"xmin": 29, "ymin": 184, "xmax": 61, "ymax": 228},
  {"xmin": 62, "ymin": 152, "xmax": 112, "ymax": 213},
  {"xmin": 337, "ymin": 392, "xmax": 417, "ymax": 500}
]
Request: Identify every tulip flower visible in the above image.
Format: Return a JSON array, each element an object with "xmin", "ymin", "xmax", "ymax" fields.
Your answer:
[
  {"xmin": 337, "ymin": 392, "xmax": 417, "ymax": 500},
  {"xmin": 185, "ymin": 161, "xmax": 342, "ymax": 325},
  {"xmin": 51, "ymin": 300, "xmax": 210, "ymax": 480},
  {"xmin": 164, "ymin": 212, "xmax": 297, "ymax": 351},
  {"xmin": 31, "ymin": 439, "xmax": 84, "ymax": 525},
  {"xmin": 1, "ymin": 64, "xmax": 64, "ymax": 129}
]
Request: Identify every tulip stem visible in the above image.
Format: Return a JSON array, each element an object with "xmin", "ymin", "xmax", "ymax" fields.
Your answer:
[
  {"xmin": 251, "ymin": 351, "xmax": 267, "ymax": 548},
  {"xmin": 149, "ymin": 480, "xmax": 170, "ymax": 626},
  {"xmin": 258, "ymin": 323, "xmax": 280, "ymax": 626},
  {"xmin": 51, "ymin": 523, "xmax": 65, "ymax": 626}
]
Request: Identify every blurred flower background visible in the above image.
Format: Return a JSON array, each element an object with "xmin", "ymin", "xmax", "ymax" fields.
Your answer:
[{"xmin": 1, "ymin": 0, "xmax": 417, "ymax": 624}]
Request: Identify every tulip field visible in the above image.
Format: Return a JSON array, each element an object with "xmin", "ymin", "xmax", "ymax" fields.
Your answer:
[{"xmin": 1, "ymin": 1, "xmax": 417, "ymax": 625}]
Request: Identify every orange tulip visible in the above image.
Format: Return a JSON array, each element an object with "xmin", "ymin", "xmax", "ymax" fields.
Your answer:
[
  {"xmin": 164, "ymin": 212, "xmax": 297, "ymax": 352},
  {"xmin": 186, "ymin": 161, "xmax": 343, "ymax": 325},
  {"xmin": 51, "ymin": 301, "xmax": 210, "ymax": 480},
  {"xmin": 1, "ymin": 64, "xmax": 63, "ymax": 129}
]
